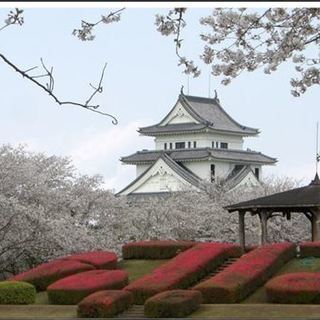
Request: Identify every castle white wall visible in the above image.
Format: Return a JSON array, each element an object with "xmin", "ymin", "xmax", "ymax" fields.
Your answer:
[
  {"xmin": 136, "ymin": 164, "xmax": 152, "ymax": 177},
  {"xmin": 183, "ymin": 161, "xmax": 232, "ymax": 181},
  {"xmin": 155, "ymin": 133, "xmax": 244, "ymax": 150}
]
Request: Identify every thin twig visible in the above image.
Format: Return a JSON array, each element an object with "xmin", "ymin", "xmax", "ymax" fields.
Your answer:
[{"xmin": 0, "ymin": 53, "xmax": 118, "ymax": 124}]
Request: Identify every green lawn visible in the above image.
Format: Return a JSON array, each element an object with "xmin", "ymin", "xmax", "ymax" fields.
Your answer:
[
  {"xmin": 191, "ymin": 304, "xmax": 320, "ymax": 318},
  {"xmin": 118, "ymin": 259, "xmax": 168, "ymax": 282}
]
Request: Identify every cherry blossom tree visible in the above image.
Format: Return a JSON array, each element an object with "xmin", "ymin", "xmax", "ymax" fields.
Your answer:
[
  {"xmin": 0, "ymin": 144, "xmax": 309, "ymax": 279},
  {"xmin": 156, "ymin": 7, "xmax": 320, "ymax": 96}
]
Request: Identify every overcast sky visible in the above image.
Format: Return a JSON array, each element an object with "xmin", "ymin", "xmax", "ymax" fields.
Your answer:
[{"xmin": 1, "ymin": 4, "xmax": 319, "ymax": 192}]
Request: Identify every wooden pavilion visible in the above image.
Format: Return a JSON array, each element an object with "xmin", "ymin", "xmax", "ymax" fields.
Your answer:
[{"xmin": 225, "ymin": 174, "xmax": 320, "ymax": 251}]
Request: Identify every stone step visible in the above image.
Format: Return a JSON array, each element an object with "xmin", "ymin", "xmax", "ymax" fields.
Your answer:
[{"xmin": 117, "ymin": 305, "xmax": 145, "ymax": 319}]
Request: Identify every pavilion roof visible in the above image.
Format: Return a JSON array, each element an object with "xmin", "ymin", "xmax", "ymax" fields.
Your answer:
[{"xmin": 226, "ymin": 174, "xmax": 320, "ymax": 212}]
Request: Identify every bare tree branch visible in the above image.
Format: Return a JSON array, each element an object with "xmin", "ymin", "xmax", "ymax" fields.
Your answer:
[{"xmin": 0, "ymin": 53, "xmax": 118, "ymax": 124}]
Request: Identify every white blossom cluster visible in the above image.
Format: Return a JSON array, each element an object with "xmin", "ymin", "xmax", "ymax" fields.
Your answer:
[
  {"xmin": 155, "ymin": 8, "xmax": 201, "ymax": 78},
  {"xmin": 198, "ymin": 8, "xmax": 320, "ymax": 96},
  {"xmin": 0, "ymin": 144, "xmax": 309, "ymax": 279},
  {"xmin": 72, "ymin": 21, "xmax": 96, "ymax": 41},
  {"xmin": 72, "ymin": 9, "xmax": 123, "ymax": 41},
  {"xmin": 4, "ymin": 8, "xmax": 24, "ymax": 27}
]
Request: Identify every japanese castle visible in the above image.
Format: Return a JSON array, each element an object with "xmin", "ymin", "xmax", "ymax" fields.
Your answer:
[{"xmin": 118, "ymin": 90, "xmax": 277, "ymax": 196}]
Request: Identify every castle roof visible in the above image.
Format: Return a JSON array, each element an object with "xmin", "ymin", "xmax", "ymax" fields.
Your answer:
[
  {"xmin": 117, "ymin": 153, "xmax": 202, "ymax": 196},
  {"xmin": 120, "ymin": 148, "xmax": 277, "ymax": 165},
  {"xmin": 117, "ymin": 153, "xmax": 264, "ymax": 196},
  {"xmin": 139, "ymin": 94, "xmax": 259, "ymax": 136}
]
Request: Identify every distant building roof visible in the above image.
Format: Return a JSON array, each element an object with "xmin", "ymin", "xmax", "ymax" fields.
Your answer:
[
  {"xmin": 139, "ymin": 94, "xmax": 259, "ymax": 136},
  {"xmin": 121, "ymin": 148, "xmax": 277, "ymax": 165},
  {"xmin": 226, "ymin": 174, "xmax": 320, "ymax": 212}
]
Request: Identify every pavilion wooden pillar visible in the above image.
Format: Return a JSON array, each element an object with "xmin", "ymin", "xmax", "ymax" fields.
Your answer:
[
  {"xmin": 259, "ymin": 212, "xmax": 268, "ymax": 245},
  {"xmin": 238, "ymin": 211, "xmax": 246, "ymax": 252},
  {"xmin": 311, "ymin": 208, "xmax": 320, "ymax": 241}
]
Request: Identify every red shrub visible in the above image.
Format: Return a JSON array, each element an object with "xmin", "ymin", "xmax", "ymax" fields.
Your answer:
[
  {"xmin": 11, "ymin": 260, "xmax": 95, "ymax": 291},
  {"xmin": 193, "ymin": 242, "xmax": 296, "ymax": 303},
  {"xmin": 124, "ymin": 242, "xmax": 241, "ymax": 304},
  {"xmin": 122, "ymin": 240, "xmax": 196, "ymax": 259},
  {"xmin": 299, "ymin": 241, "xmax": 320, "ymax": 258},
  {"xmin": 47, "ymin": 270, "xmax": 128, "ymax": 305},
  {"xmin": 265, "ymin": 272, "xmax": 320, "ymax": 303},
  {"xmin": 144, "ymin": 290, "xmax": 202, "ymax": 318},
  {"xmin": 61, "ymin": 251, "xmax": 117, "ymax": 269},
  {"xmin": 77, "ymin": 290, "xmax": 133, "ymax": 318}
]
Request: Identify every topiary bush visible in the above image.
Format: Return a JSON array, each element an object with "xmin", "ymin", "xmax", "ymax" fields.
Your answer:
[
  {"xmin": 0, "ymin": 281, "xmax": 36, "ymax": 304},
  {"xmin": 11, "ymin": 259, "xmax": 95, "ymax": 291},
  {"xmin": 265, "ymin": 272, "xmax": 320, "ymax": 303},
  {"xmin": 299, "ymin": 242, "xmax": 320, "ymax": 258},
  {"xmin": 144, "ymin": 290, "xmax": 202, "ymax": 318},
  {"xmin": 193, "ymin": 242, "xmax": 296, "ymax": 303},
  {"xmin": 124, "ymin": 242, "xmax": 241, "ymax": 304},
  {"xmin": 77, "ymin": 290, "xmax": 133, "ymax": 318},
  {"xmin": 61, "ymin": 251, "xmax": 117, "ymax": 269},
  {"xmin": 47, "ymin": 270, "xmax": 129, "ymax": 305},
  {"xmin": 122, "ymin": 240, "xmax": 196, "ymax": 259}
]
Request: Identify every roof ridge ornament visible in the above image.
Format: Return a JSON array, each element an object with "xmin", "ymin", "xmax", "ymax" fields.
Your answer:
[
  {"xmin": 311, "ymin": 173, "xmax": 320, "ymax": 185},
  {"xmin": 214, "ymin": 90, "xmax": 220, "ymax": 103},
  {"xmin": 180, "ymin": 85, "xmax": 185, "ymax": 96}
]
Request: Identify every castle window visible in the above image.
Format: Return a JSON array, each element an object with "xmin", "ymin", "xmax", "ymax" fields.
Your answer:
[
  {"xmin": 210, "ymin": 164, "xmax": 215, "ymax": 182},
  {"xmin": 220, "ymin": 142, "xmax": 228, "ymax": 149},
  {"xmin": 164, "ymin": 143, "xmax": 167, "ymax": 150},
  {"xmin": 169, "ymin": 143, "xmax": 173, "ymax": 149},
  {"xmin": 216, "ymin": 141, "xmax": 219, "ymax": 148},
  {"xmin": 175, "ymin": 142, "xmax": 185, "ymax": 149},
  {"xmin": 255, "ymin": 168, "xmax": 260, "ymax": 180},
  {"xmin": 212, "ymin": 141, "xmax": 215, "ymax": 148},
  {"xmin": 188, "ymin": 141, "xmax": 191, "ymax": 148},
  {"xmin": 193, "ymin": 141, "xmax": 197, "ymax": 148}
]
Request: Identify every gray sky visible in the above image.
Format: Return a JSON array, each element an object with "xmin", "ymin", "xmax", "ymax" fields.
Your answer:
[{"xmin": 1, "ymin": 5, "xmax": 319, "ymax": 192}]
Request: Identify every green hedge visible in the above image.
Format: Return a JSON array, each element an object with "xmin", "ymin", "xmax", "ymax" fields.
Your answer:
[
  {"xmin": 299, "ymin": 242, "xmax": 320, "ymax": 258},
  {"xmin": 77, "ymin": 290, "xmax": 133, "ymax": 318},
  {"xmin": 144, "ymin": 290, "xmax": 202, "ymax": 318},
  {"xmin": 122, "ymin": 240, "xmax": 196, "ymax": 259},
  {"xmin": 0, "ymin": 281, "xmax": 36, "ymax": 304}
]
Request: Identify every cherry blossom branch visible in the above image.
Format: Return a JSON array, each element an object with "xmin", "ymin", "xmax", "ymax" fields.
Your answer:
[
  {"xmin": 73, "ymin": 7, "xmax": 125, "ymax": 41},
  {"xmin": 0, "ymin": 8, "xmax": 23, "ymax": 32},
  {"xmin": 155, "ymin": 8, "xmax": 200, "ymax": 78}
]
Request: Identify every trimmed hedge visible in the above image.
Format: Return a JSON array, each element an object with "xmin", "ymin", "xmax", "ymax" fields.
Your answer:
[
  {"xmin": 193, "ymin": 242, "xmax": 296, "ymax": 303},
  {"xmin": 0, "ymin": 281, "xmax": 36, "ymax": 305},
  {"xmin": 61, "ymin": 251, "xmax": 117, "ymax": 269},
  {"xmin": 77, "ymin": 290, "xmax": 133, "ymax": 318},
  {"xmin": 144, "ymin": 290, "xmax": 202, "ymax": 318},
  {"xmin": 124, "ymin": 242, "xmax": 241, "ymax": 304},
  {"xmin": 47, "ymin": 270, "xmax": 129, "ymax": 305},
  {"xmin": 265, "ymin": 272, "xmax": 320, "ymax": 304},
  {"xmin": 299, "ymin": 241, "xmax": 320, "ymax": 258},
  {"xmin": 11, "ymin": 260, "xmax": 95, "ymax": 291},
  {"xmin": 122, "ymin": 240, "xmax": 196, "ymax": 259}
]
